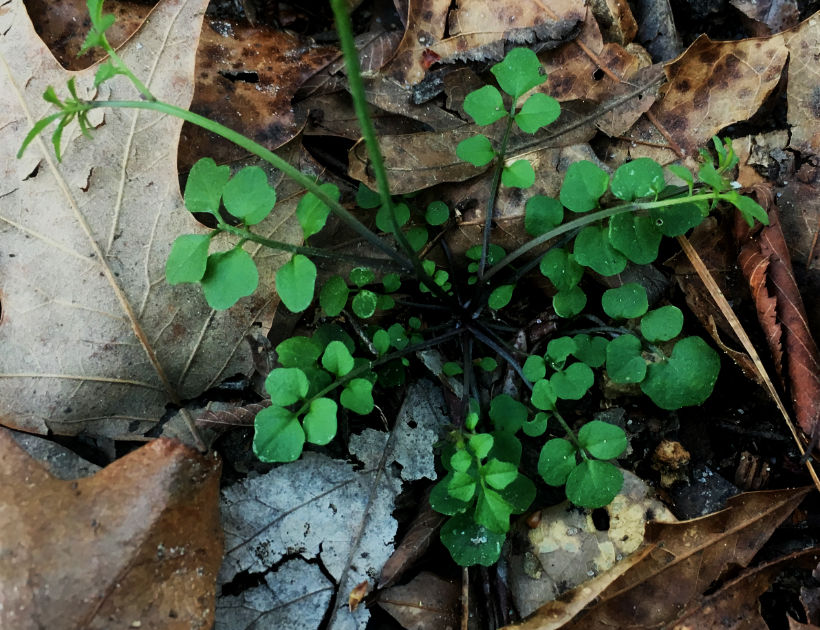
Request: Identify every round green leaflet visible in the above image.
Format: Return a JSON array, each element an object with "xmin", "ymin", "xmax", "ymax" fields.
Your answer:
[
  {"xmin": 350, "ymin": 266, "xmax": 375, "ymax": 287},
  {"xmin": 489, "ymin": 394, "xmax": 528, "ymax": 433},
  {"xmin": 372, "ymin": 329, "xmax": 390, "ymax": 355},
  {"xmin": 640, "ymin": 305, "xmax": 684, "ymax": 342},
  {"xmin": 450, "ymin": 449, "xmax": 473, "ymax": 472},
  {"xmin": 376, "ymin": 202, "xmax": 410, "ymax": 233},
  {"xmin": 559, "ymin": 160, "xmax": 609, "ymax": 213},
  {"xmin": 265, "ymin": 367, "xmax": 309, "ymax": 406},
  {"xmin": 601, "ymin": 283, "xmax": 649, "ymax": 319},
  {"xmin": 296, "ymin": 182, "xmax": 339, "ymax": 239},
  {"xmin": 184, "ymin": 157, "xmax": 230, "ymax": 215},
  {"xmin": 276, "ymin": 336, "xmax": 323, "ymax": 369},
  {"xmin": 440, "ymin": 513, "xmax": 506, "ymax": 567},
  {"xmin": 303, "ymin": 398, "xmax": 338, "ymax": 445},
  {"xmin": 641, "ymin": 337, "xmax": 720, "ymax": 409},
  {"xmin": 430, "ymin": 473, "xmax": 471, "ymax": 516},
  {"xmin": 340, "ymin": 378, "xmax": 374, "ymax": 414},
  {"xmin": 490, "ymin": 47, "xmax": 546, "ymax": 99},
  {"xmin": 482, "ymin": 458, "xmax": 518, "ymax": 490},
  {"xmin": 469, "ymin": 433, "xmax": 495, "ymax": 460},
  {"xmin": 463, "ymin": 84, "xmax": 507, "ymax": 125},
  {"xmin": 501, "ymin": 159, "xmax": 535, "ymax": 189},
  {"xmin": 382, "ymin": 273, "xmax": 401, "ymax": 292},
  {"xmin": 610, "ymin": 157, "xmax": 665, "ymax": 201},
  {"xmin": 522, "ymin": 355, "xmax": 546, "ymax": 382},
  {"xmin": 166, "ymin": 234, "xmax": 210, "ymax": 285},
  {"xmin": 515, "ymin": 92, "xmax": 561, "ymax": 133},
  {"xmin": 605, "ymin": 334, "xmax": 646, "ymax": 384},
  {"xmin": 448, "ymin": 471, "xmax": 478, "ymax": 502},
  {"xmin": 522, "ymin": 412, "xmax": 549, "ymax": 437},
  {"xmin": 608, "ymin": 213, "xmax": 662, "ymax": 265},
  {"xmin": 550, "ymin": 362, "xmax": 594, "ymax": 400},
  {"xmin": 553, "ymin": 286, "xmax": 587, "ymax": 318},
  {"xmin": 546, "ymin": 336, "xmax": 577, "ymax": 367},
  {"xmin": 352, "ymin": 289, "xmax": 378, "ymax": 318},
  {"xmin": 322, "ymin": 340, "xmax": 355, "ymax": 376},
  {"xmin": 276, "ymin": 254, "xmax": 317, "ymax": 313},
  {"xmin": 525, "ymin": 195, "xmax": 563, "ymax": 236},
  {"xmin": 319, "ymin": 275, "xmax": 349, "ymax": 317},
  {"xmin": 531, "ymin": 379, "xmax": 557, "ymax": 411},
  {"xmin": 475, "ymin": 486, "xmax": 515, "ymax": 533},
  {"xmin": 578, "ymin": 420, "xmax": 627, "ymax": 460},
  {"xmin": 253, "ymin": 405, "xmax": 305, "ymax": 463},
  {"xmin": 457, "ymin": 134, "xmax": 495, "ymax": 167},
  {"xmin": 538, "ymin": 438, "xmax": 577, "ymax": 486},
  {"xmin": 565, "ymin": 460, "xmax": 623, "ymax": 508},
  {"xmin": 223, "ymin": 165, "xmax": 277, "ymax": 225},
  {"xmin": 572, "ymin": 334, "xmax": 609, "ymax": 368},
  {"xmin": 201, "ymin": 247, "xmax": 259, "ymax": 310},
  {"xmin": 573, "ymin": 225, "xmax": 627, "ymax": 276},
  {"xmin": 488, "ymin": 285, "xmax": 514, "ymax": 310},
  {"xmin": 426, "ymin": 201, "xmax": 450, "ymax": 225},
  {"xmin": 539, "ymin": 247, "xmax": 583, "ymax": 292}
]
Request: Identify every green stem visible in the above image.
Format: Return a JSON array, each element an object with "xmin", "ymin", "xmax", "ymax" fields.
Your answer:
[
  {"xmin": 105, "ymin": 45, "xmax": 155, "ymax": 102},
  {"xmin": 82, "ymin": 100, "xmax": 413, "ymax": 270},
  {"xmin": 484, "ymin": 190, "xmax": 727, "ymax": 282}
]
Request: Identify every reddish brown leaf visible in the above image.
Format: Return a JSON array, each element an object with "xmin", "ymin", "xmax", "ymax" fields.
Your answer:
[
  {"xmin": 738, "ymin": 205, "xmax": 820, "ymax": 437},
  {"xmin": 349, "ymin": 580, "xmax": 369, "ymax": 612},
  {"xmin": 506, "ymin": 487, "xmax": 811, "ymax": 629},
  {"xmin": 378, "ymin": 487, "xmax": 446, "ymax": 588},
  {"xmin": 0, "ymin": 429, "xmax": 223, "ymax": 629},
  {"xmin": 377, "ymin": 571, "xmax": 460, "ymax": 630}
]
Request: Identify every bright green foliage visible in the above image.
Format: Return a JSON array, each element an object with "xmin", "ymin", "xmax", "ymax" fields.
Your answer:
[
  {"xmin": 649, "ymin": 202, "xmax": 705, "ymax": 236},
  {"xmin": 523, "ymin": 355, "xmax": 546, "ymax": 381},
  {"xmin": 457, "ymin": 134, "xmax": 495, "ymax": 167},
  {"xmin": 475, "ymin": 357, "xmax": 498, "ymax": 372},
  {"xmin": 302, "ymin": 398, "xmax": 338, "ymax": 445},
  {"xmin": 320, "ymin": 276, "xmax": 349, "ymax": 316},
  {"xmin": 341, "ymin": 378, "xmax": 375, "ymax": 414},
  {"xmin": 489, "ymin": 394, "xmax": 528, "ymax": 433},
  {"xmin": 606, "ymin": 334, "xmax": 646, "ymax": 383},
  {"xmin": 579, "ymin": 420, "xmax": 627, "ymax": 459},
  {"xmin": 184, "ymin": 158, "xmax": 230, "ymax": 215},
  {"xmin": 297, "ymin": 183, "xmax": 340, "ymax": 239},
  {"xmin": 560, "ymin": 161, "xmax": 609, "ymax": 212},
  {"xmin": 546, "ymin": 336, "xmax": 576, "ymax": 367},
  {"xmin": 608, "ymin": 213, "xmax": 662, "ymax": 264},
  {"xmin": 572, "ymin": 334, "xmax": 608, "ymax": 368},
  {"xmin": 502, "ymin": 159, "xmax": 536, "ymax": 188},
  {"xmin": 490, "ymin": 47, "xmax": 546, "ymax": 99},
  {"xmin": 253, "ymin": 406, "xmax": 304, "ymax": 463},
  {"xmin": 440, "ymin": 513, "xmax": 505, "ymax": 567},
  {"xmin": 566, "ymin": 460, "xmax": 623, "ymax": 508},
  {"xmin": 573, "ymin": 225, "xmax": 627, "ymax": 276},
  {"xmin": 538, "ymin": 438, "xmax": 576, "ymax": 485},
  {"xmin": 266, "ymin": 368, "xmax": 309, "ymax": 406},
  {"xmin": 350, "ymin": 267, "xmax": 375, "ymax": 287},
  {"xmin": 515, "ymin": 93, "xmax": 561, "ymax": 133},
  {"xmin": 525, "ymin": 196, "xmax": 563, "ymax": 236},
  {"xmin": 322, "ymin": 340, "xmax": 355, "ymax": 376},
  {"xmin": 201, "ymin": 248, "xmax": 258, "ymax": 309},
  {"xmin": 551, "ymin": 362, "xmax": 594, "ymax": 400},
  {"xmin": 376, "ymin": 202, "xmax": 410, "ymax": 233},
  {"xmin": 601, "ymin": 283, "xmax": 649, "ymax": 319},
  {"xmin": 276, "ymin": 336, "xmax": 323, "ymax": 369},
  {"xmin": 611, "ymin": 158, "xmax": 665, "ymax": 201},
  {"xmin": 553, "ymin": 286, "xmax": 587, "ymax": 318},
  {"xmin": 166, "ymin": 234, "xmax": 210, "ymax": 285},
  {"xmin": 531, "ymin": 379, "xmax": 557, "ymax": 411},
  {"xmin": 223, "ymin": 166, "xmax": 277, "ymax": 225},
  {"xmin": 276, "ymin": 254, "xmax": 317, "ymax": 313},
  {"xmin": 641, "ymin": 337, "xmax": 720, "ymax": 408},
  {"xmin": 540, "ymin": 247, "xmax": 583, "ymax": 291},
  {"xmin": 382, "ymin": 273, "xmax": 401, "ymax": 292},
  {"xmin": 463, "ymin": 85, "xmax": 507, "ymax": 125},
  {"xmin": 641, "ymin": 306, "xmax": 684, "ymax": 342},
  {"xmin": 523, "ymin": 412, "xmax": 549, "ymax": 437},
  {"xmin": 80, "ymin": 0, "xmax": 116, "ymax": 54},
  {"xmin": 488, "ymin": 285, "xmax": 514, "ymax": 310}
]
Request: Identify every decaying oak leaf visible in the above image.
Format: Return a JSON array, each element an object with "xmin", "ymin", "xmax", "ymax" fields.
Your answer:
[
  {"xmin": 380, "ymin": 0, "xmax": 450, "ymax": 86},
  {"xmin": 784, "ymin": 14, "xmax": 820, "ymax": 157},
  {"xmin": 376, "ymin": 572, "xmax": 460, "ymax": 629},
  {"xmin": 0, "ymin": 0, "xmax": 290, "ymax": 439},
  {"xmin": 0, "ymin": 429, "xmax": 223, "ymax": 629},
  {"xmin": 506, "ymin": 486, "xmax": 810, "ymax": 629}
]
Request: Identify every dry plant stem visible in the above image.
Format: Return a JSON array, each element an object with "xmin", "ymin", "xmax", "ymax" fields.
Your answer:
[
  {"xmin": 461, "ymin": 566, "xmax": 470, "ymax": 630},
  {"xmin": 676, "ymin": 235, "xmax": 820, "ymax": 491}
]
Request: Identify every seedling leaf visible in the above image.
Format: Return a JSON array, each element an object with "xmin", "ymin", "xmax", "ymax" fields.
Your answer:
[
  {"xmin": 319, "ymin": 275, "xmax": 349, "ymax": 316},
  {"xmin": 560, "ymin": 161, "xmax": 609, "ymax": 213},
  {"xmin": 502, "ymin": 159, "xmax": 535, "ymax": 188},
  {"xmin": 573, "ymin": 225, "xmax": 627, "ymax": 276},
  {"xmin": 457, "ymin": 134, "xmax": 495, "ymax": 167},
  {"xmin": 276, "ymin": 336, "xmax": 323, "ymax": 369},
  {"xmin": 606, "ymin": 334, "xmax": 646, "ymax": 383},
  {"xmin": 490, "ymin": 47, "xmax": 546, "ymax": 99},
  {"xmin": 525, "ymin": 195, "xmax": 563, "ymax": 236},
  {"xmin": 565, "ymin": 460, "xmax": 623, "ymax": 508},
  {"xmin": 166, "ymin": 234, "xmax": 210, "ymax": 285},
  {"xmin": 515, "ymin": 92, "xmax": 560, "ymax": 133},
  {"xmin": 601, "ymin": 283, "xmax": 649, "ymax": 319},
  {"xmin": 296, "ymin": 183, "xmax": 339, "ymax": 239},
  {"xmin": 641, "ymin": 305, "xmax": 684, "ymax": 342},
  {"xmin": 322, "ymin": 340, "xmax": 355, "ymax": 376},
  {"xmin": 440, "ymin": 513, "xmax": 505, "ymax": 567},
  {"xmin": 201, "ymin": 248, "xmax": 259, "ymax": 309},
  {"xmin": 463, "ymin": 85, "xmax": 507, "ymax": 125},
  {"xmin": 611, "ymin": 158, "xmax": 665, "ymax": 201},
  {"xmin": 641, "ymin": 337, "xmax": 720, "ymax": 409},
  {"xmin": 303, "ymin": 397, "xmax": 338, "ymax": 445},
  {"xmin": 184, "ymin": 157, "xmax": 230, "ymax": 215},
  {"xmin": 340, "ymin": 378, "xmax": 375, "ymax": 414},
  {"xmin": 276, "ymin": 254, "xmax": 317, "ymax": 313},
  {"xmin": 608, "ymin": 213, "xmax": 662, "ymax": 264},
  {"xmin": 253, "ymin": 405, "xmax": 305, "ymax": 463},
  {"xmin": 538, "ymin": 438, "xmax": 577, "ymax": 485},
  {"xmin": 578, "ymin": 420, "xmax": 627, "ymax": 460},
  {"xmin": 550, "ymin": 362, "xmax": 594, "ymax": 400},
  {"xmin": 265, "ymin": 367, "xmax": 309, "ymax": 406},
  {"xmin": 489, "ymin": 394, "xmax": 528, "ymax": 433},
  {"xmin": 488, "ymin": 285, "xmax": 514, "ymax": 310}
]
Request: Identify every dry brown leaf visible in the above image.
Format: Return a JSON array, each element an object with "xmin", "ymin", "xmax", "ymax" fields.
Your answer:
[
  {"xmin": 738, "ymin": 205, "xmax": 820, "ymax": 437},
  {"xmin": 506, "ymin": 487, "xmax": 811, "ymax": 629},
  {"xmin": 0, "ymin": 0, "xmax": 289, "ymax": 439},
  {"xmin": 381, "ymin": 0, "xmax": 450, "ymax": 86},
  {"xmin": 784, "ymin": 14, "xmax": 820, "ymax": 157},
  {"xmin": 377, "ymin": 571, "xmax": 460, "ymax": 630},
  {"xmin": 0, "ymin": 429, "xmax": 223, "ymax": 629},
  {"xmin": 348, "ymin": 580, "xmax": 369, "ymax": 612},
  {"xmin": 730, "ymin": 0, "xmax": 800, "ymax": 34}
]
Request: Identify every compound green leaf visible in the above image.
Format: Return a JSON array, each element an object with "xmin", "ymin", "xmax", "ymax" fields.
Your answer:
[
  {"xmin": 522, "ymin": 412, "xmax": 549, "ymax": 437},
  {"xmin": 610, "ymin": 157, "xmax": 665, "ymax": 201},
  {"xmin": 608, "ymin": 213, "xmax": 662, "ymax": 264},
  {"xmin": 502, "ymin": 159, "xmax": 535, "ymax": 189},
  {"xmin": 322, "ymin": 340, "xmax": 354, "ymax": 376},
  {"xmin": 184, "ymin": 157, "xmax": 230, "ymax": 215},
  {"xmin": 302, "ymin": 397, "xmax": 338, "ymax": 445},
  {"xmin": 698, "ymin": 160, "xmax": 724, "ymax": 191},
  {"xmin": 572, "ymin": 334, "xmax": 609, "ymax": 368},
  {"xmin": 488, "ymin": 431, "xmax": 522, "ymax": 466},
  {"xmin": 457, "ymin": 134, "xmax": 495, "ymax": 167},
  {"xmin": 539, "ymin": 247, "xmax": 583, "ymax": 292},
  {"xmin": 573, "ymin": 225, "xmax": 627, "ymax": 276},
  {"xmin": 489, "ymin": 394, "xmax": 528, "ymax": 433},
  {"xmin": 488, "ymin": 285, "xmax": 514, "ymax": 310},
  {"xmin": 578, "ymin": 420, "xmax": 627, "ymax": 460},
  {"xmin": 553, "ymin": 286, "xmax": 587, "ymax": 318},
  {"xmin": 426, "ymin": 201, "xmax": 450, "ymax": 225},
  {"xmin": 649, "ymin": 202, "xmax": 705, "ymax": 236},
  {"xmin": 523, "ymin": 355, "xmax": 547, "ymax": 382},
  {"xmin": 265, "ymin": 367, "xmax": 309, "ymax": 406},
  {"xmin": 641, "ymin": 337, "xmax": 720, "ymax": 409},
  {"xmin": 440, "ymin": 513, "xmax": 505, "ymax": 567},
  {"xmin": 253, "ymin": 405, "xmax": 305, "ymax": 463},
  {"xmin": 560, "ymin": 161, "xmax": 609, "ymax": 213},
  {"xmin": 640, "ymin": 305, "xmax": 684, "ymax": 342},
  {"xmin": 469, "ymin": 433, "xmax": 495, "ymax": 460},
  {"xmin": 351, "ymin": 289, "xmax": 378, "ymax": 318},
  {"xmin": 475, "ymin": 486, "xmax": 514, "ymax": 533},
  {"xmin": 430, "ymin": 474, "xmax": 471, "ymax": 516},
  {"xmin": 319, "ymin": 275, "xmax": 349, "ymax": 316},
  {"xmin": 464, "ymin": 85, "xmax": 507, "ymax": 125},
  {"xmin": 515, "ymin": 92, "xmax": 561, "ymax": 133},
  {"xmin": 449, "ymin": 471, "xmax": 478, "ymax": 502},
  {"xmin": 296, "ymin": 182, "xmax": 339, "ymax": 239},
  {"xmin": 491, "ymin": 47, "xmax": 546, "ymax": 99},
  {"xmin": 499, "ymin": 473, "xmax": 537, "ymax": 513},
  {"xmin": 546, "ymin": 336, "xmax": 577, "ymax": 367},
  {"xmin": 602, "ymin": 283, "xmax": 649, "ymax": 319},
  {"xmin": 276, "ymin": 336, "xmax": 323, "ymax": 369},
  {"xmin": 668, "ymin": 164, "xmax": 694, "ymax": 186},
  {"xmin": 201, "ymin": 248, "xmax": 258, "ymax": 310},
  {"xmin": 606, "ymin": 334, "xmax": 646, "ymax": 383},
  {"xmin": 550, "ymin": 362, "xmax": 594, "ymax": 400},
  {"xmin": 565, "ymin": 460, "xmax": 623, "ymax": 508},
  {"xmin": 531, "ymin": 379, "xmax": 557, "ymax": 411},
  {"xmin": 482, "ymin": 458, "xmax": 518, "ymax": 490},
  {"xmin": 276, "ymin": 254, "xmax": 317, "ymax": 313},
  {"xmin": 538, "ymin": 438, "xmax": 577, "ymax": 486},
  {"xmin": 340, "ymin": 378, "xmax": 374, "ymax": 414},
  {"xmin": 223, "ymin": 166, "xmax": 277, "ymax": 225},
  {"xmin": 525, "ymin": 195, "xmax": 563, "ymax": 236},
  {"xmin": 166, "ymin": 234, "xmax": 210, "ymax": 285},
  {"xmin": 450, "ymin": 449, "xmax": 473, "ymax": 472}
]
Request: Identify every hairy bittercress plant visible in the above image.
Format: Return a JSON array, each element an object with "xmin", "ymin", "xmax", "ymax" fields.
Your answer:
[{"xmin": 21, "ymin": 0, "xmax": 768, "ymax": 567}]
